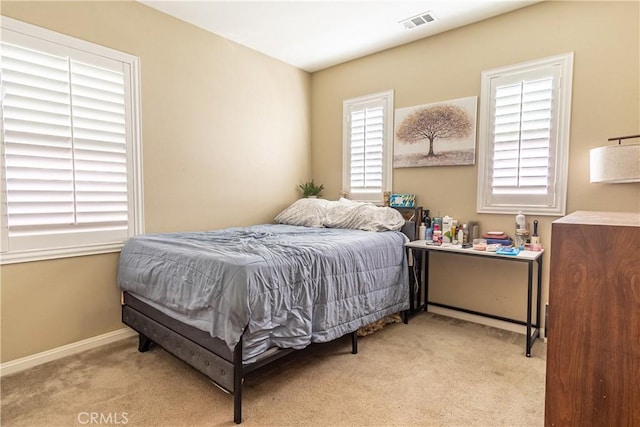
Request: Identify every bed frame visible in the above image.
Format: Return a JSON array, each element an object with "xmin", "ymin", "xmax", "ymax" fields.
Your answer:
[
  {"xmin": 123, "ymin": 292, "xmax": 346, "ymax": 423},
  {"xmin": 121, "ymin": 222, "xmax": 415, "ymax": 424}
]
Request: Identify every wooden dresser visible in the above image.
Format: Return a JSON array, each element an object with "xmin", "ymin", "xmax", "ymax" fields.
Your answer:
[{"xmin": 544, "ymin": 211, "xmax": 640, "ymax": 426}]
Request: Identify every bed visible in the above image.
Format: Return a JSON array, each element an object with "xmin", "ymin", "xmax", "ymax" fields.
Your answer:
[{"xmin": 117, "ymin": 199, "xmax": 411, "ymax": 423}]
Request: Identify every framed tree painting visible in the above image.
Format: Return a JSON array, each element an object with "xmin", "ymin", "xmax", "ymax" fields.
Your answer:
[{"xmin": 393, "ymin": 96, "xmax": 477, "ymax": 168}]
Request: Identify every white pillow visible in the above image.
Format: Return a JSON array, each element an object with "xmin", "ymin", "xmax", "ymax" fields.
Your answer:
[
  {"xmin": 325, "ymin": 199, "xmax": 405, "ymax": 231},
  {"xmin": 336, "ymin": 197, "xmax": 370, "ymax": 205},
  {"xmin": 274, "ymin": 198, "xmax": 331, "ymax": 228}
]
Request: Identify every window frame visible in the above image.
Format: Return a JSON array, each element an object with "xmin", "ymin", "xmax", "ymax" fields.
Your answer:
[
  {"xmin": 476, "ymin": 53, "xmax": 573, "ymax": 216},
  {"xmin": 342, "ymin": 90, "xmax": 394, "ymax": 204},
  {"xmin": 0, "ymin": 17, "xmax": 144, "ymax": 264}
]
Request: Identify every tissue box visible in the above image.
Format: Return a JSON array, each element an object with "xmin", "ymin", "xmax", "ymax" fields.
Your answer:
[{"xmin": 389, "ymin": 193, "xmax": 416, "ymax": 208}]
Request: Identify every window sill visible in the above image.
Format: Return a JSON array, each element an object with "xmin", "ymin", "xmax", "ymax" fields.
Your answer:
[
  {"xmin": 0, "ymin": 243, "xmax": 124, "ymax": 265},
  {"xmin": 477, "ymin": 206, "xmax": 565, "ymax": 217}
]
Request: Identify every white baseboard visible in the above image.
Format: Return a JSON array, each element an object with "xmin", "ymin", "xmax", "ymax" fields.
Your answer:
[
  {"xmin": 428, "ymin": 305, "xmax": 544, "ymax": 338},
  {"xmin": 1, "ymin": 309, "xmax": 545, "ymax": 377},
  {"xmin": 1, "ymin": 327, "xmax": 136, "ymax": 377}
]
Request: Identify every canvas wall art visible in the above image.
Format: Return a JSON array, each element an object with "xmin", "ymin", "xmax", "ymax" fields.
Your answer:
[{"xmin": 393, "ymin": 96, "xmax": 478, "ymax": 168}]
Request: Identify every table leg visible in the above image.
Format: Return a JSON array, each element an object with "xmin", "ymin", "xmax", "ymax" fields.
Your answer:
[
  {"xmin": 424, "ymin": 250, "xmax": 429, "ymax": 312},
  {"xmin": 526, "ymin": 260, "xmax": 533, "ymax": 357},
  {"xmin": 416, "ymin": 251, "xmax": 422, "ymax": 310},
  {"xmin": 536, "ymin": 257, "xmax": 542, "ymax": 330},
  {"xmin": 408, "ymin": 248, "xmax": 416, "ymax": 312}
]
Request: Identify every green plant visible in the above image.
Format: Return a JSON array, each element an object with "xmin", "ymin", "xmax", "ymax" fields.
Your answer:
[{"xmin": 298, "ymin": 179, "xmax": 324, "ymax": 197}]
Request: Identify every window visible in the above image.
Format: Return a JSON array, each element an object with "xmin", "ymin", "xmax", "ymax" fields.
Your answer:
[
  {"xmin": 477, "ymin": 53, "xmax": 573, "ymax": 216},
  {"xmin": 342, "ymin": 90, "xmax": 394, "ymax": 204},
  {"xmin": 1, "ymin": 17, "xmax": 143, "ymax": 264}
]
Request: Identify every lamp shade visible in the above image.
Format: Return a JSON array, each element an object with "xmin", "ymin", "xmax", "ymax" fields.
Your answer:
[{"xmin": 589, "ymin": 143, "xmax": 640, "ymax": 183}]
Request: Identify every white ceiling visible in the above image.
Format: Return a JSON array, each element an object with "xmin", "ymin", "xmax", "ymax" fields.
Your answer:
[{"xmin": 139, "ymin": 0, "xmax": 540, "ymax": 72}]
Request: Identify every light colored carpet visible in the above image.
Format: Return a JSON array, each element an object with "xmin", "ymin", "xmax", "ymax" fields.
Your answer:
[{"xmin": 1, "ymin": 313, "xmax": 546, "ymax": 426}]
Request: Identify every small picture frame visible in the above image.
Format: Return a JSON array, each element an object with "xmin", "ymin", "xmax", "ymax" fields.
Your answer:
[{"xmin": 389, "ymin": 193, "xmax": 416, "ymax": 208}]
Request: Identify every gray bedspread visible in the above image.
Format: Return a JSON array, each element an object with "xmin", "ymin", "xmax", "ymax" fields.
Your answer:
[{"xmin": 117, "ymin": 224, "xmax": 408, "ymax": 362}]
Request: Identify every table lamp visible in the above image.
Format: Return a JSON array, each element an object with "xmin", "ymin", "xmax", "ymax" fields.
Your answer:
[{"xmin": 589, "ymin": 134, "xmax": 640, "ymax": 183}]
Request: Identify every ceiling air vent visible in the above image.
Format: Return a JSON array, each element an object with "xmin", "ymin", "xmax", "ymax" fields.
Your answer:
[{"xmin": 400, "ymin": 11, "xmax": 437, "ymax": 30}]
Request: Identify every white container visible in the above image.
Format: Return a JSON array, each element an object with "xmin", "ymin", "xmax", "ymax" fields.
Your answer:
[
  {"xmin": 442, "ymin": 215, "xmax": 453, "ymax": 243},
  {"xmin": 516, "ymin": 211, "xmax": 527, "ymax": 232},
  {"xmin": 418, "ymin": 223, "xmax": 426, "ymax": 240}
]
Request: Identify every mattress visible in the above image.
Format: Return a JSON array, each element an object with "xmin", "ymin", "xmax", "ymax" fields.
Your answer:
[{"xmin": 117, "ymin": 224, "xmax": 409, "ymax": 362}]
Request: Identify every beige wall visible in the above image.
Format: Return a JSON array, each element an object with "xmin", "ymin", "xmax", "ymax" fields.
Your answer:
[
  {"xmin": 311, "ymin": 2, "xmax": 639, "ymax": 322},
  {"xmin": 0, "ymin": 1, "xmax": 311, "ymax": 362}
]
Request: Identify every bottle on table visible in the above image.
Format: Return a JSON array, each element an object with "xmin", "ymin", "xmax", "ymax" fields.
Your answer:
[{"xmin": 433, "ymin": 223, "xmax": 442, "ymax": 245}]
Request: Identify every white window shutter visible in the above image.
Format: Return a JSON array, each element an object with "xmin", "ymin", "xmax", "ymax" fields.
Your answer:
[
  {"xmin": 477, "ymin": 53, "xmax": 573, "ymax": 216},
  {"xmin": 492, "ymin": 77, "xmax": 553, "ymax": 196},
  {"xmin": 2, "ymin": 43, "xmax": 76, "ymax": 229},
  {"xmin": 2, "ymin": 44, "xmax": 129, "ymax": 236},
  {"xmin": 349, "ymin": 104, "xmax": 384, "ymax": 193},
  {"xmin": 70, "ymin": 60, "xmax": 129, "ymax": 227},
  {"xmin": 343, "ymin": 90, "xmax": 393, "ymax": 203},
  {"xmin": 1, "ymin": 17, "xmax": 143, "ymax": 263}
]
